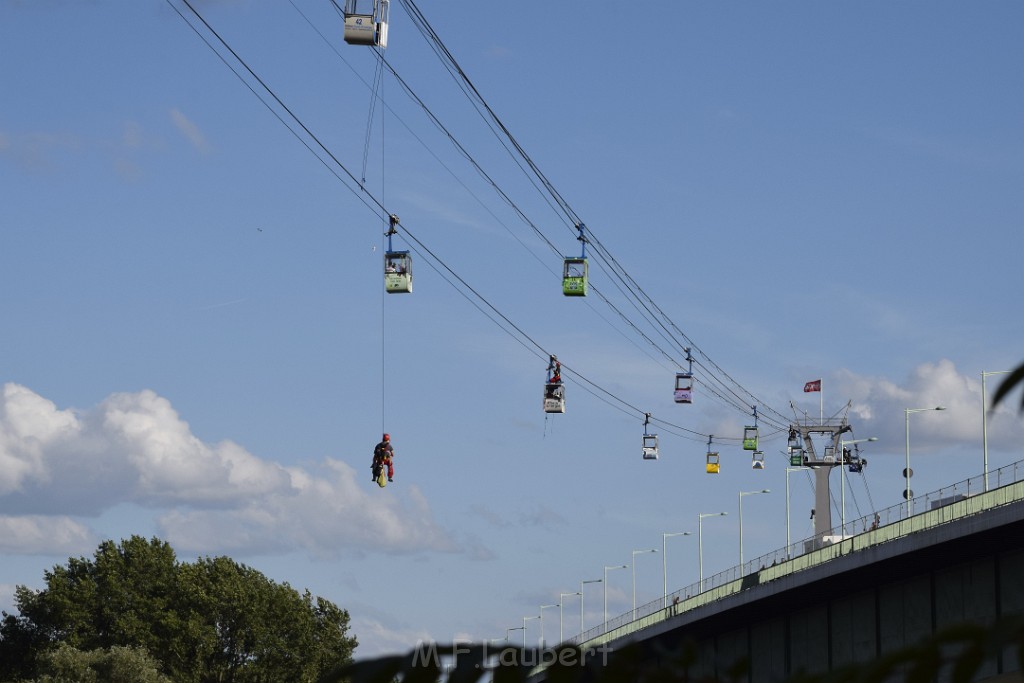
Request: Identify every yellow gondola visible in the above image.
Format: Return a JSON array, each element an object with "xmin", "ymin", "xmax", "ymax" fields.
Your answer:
[{"xmin": 705, "ymin": 435, "xmax": 719, "ymax": 473}]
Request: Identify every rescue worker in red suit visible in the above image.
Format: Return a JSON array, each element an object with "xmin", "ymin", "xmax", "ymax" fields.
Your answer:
[{"xmin": 372, "ymin": 433, "xmax": 395, "ymax": 482}]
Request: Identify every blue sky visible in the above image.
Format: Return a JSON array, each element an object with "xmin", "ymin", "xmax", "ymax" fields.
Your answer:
[{"xmin": 2, "ymin": 0, "xmax": 1023, "ymax": 657}]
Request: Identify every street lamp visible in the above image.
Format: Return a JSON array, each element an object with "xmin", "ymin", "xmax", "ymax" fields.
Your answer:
[
  {"xmin": 559, "ymin": 592, "xmax": 581, "ymax": 643},
  {"xmin": 580, "ymin": 579, "xmax": 600, "ymax": 636},
  {"xmin": 631, "ymin": 549, "xmax": 658, "ymax": 619},
  {"xmin": 539, "ymin": 604, "xmax": 557, "ymax": 647},
  {"xmin": 786, "ymin": 466, "xmax": 809, "ymax": 557},
  {"xmin": 505, "ymin": 626, "xmax": 524, "ymax": 644},
  {"xmin": 983, "ymin": 371, "xmax": 1010, "ymax": 492},
  {"xmin": 581, "ymin": 581, "xmax": 598, "ymax": 638},
  {"xmin": 662, "ymin": 532, "xmax": 692, "ymax": 607},
  {"xmin": 838, "ymin": 437, "xmax": 877, "ymax": 532},
  {"xmin": 522, "ymin": 615, "xmax": 539, "ymax": 648},
  {"xmin": 698, "ymin": 512, "xmax": 727, "ymax": 591},
  {"xmin": 905, "ymin": 407, "xmax": 946, "ymax": 516},
  {"xmin": 603, "ymin": 564, "xmax": 627, "ymax": 631},
  {"xmin": 739, "ymin": 489, "xmax": 770, "ymax": 566}
]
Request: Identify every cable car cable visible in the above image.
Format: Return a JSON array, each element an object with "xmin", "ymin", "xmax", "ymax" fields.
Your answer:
[
  {"xmin": 172, "ymin": 0, "xmax": 790, "ymax": 450},
  {"xmin": 396, "ymin": 0, "xmax": 795, "ymax": 428},
  {"xmin": 330, "ymin": 0, "xmax": 780, "ymax": 423},
  {"xmin": 360, "ymin": 52, "xmax": 385, "ymax": 185},
  {"xmin": 170, "ymin": 0, "xmax": 390, "ymax": 222}
]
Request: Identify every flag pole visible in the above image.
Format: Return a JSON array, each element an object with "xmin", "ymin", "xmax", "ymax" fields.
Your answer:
[{"xmin": 820, "ymin": 380, "xmax": 823, "ymax": 423}]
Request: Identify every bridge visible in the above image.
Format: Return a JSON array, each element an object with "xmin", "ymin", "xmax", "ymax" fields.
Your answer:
[{"xmin": 533, "ymin": 460, "xmax": 1024, "ymax": 681}]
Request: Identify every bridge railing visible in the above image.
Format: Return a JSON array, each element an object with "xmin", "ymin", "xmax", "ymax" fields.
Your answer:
[{"xmin": 568, "ymin": 458, "xmax": 1024, "ymax": 646}]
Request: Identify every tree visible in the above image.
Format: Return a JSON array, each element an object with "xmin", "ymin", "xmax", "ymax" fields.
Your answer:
[{"xmin": 0, "ymin": 536, "xmax": 357, "ymax": 682}]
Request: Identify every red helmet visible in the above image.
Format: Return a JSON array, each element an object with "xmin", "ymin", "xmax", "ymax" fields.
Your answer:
[{"xmin": 383, "ymin": 433, "xmax": 390, "ymax": 441}]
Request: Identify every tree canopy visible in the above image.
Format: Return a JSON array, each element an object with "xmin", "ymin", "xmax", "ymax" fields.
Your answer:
[{"xmin": 0, "ymin": 536, "xmax": 357, "ymax": 682}]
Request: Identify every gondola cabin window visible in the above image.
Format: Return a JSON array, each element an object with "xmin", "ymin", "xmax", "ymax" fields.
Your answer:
[
  {"xmin": 674, "ymin": 372, "xmax": 693, "ymax": 404},
  {"xmin": 642, "ymin": 434, "xmax": 659, "ymax": 460},
  {"xmin": 384, "ymin": 252, "xmax": 412, "ymax": 293},
  {"xmin": 562, "ymin": 257, "xmax": 588, "ymax": 296},
  {"xmin": 742, "ymin": 426, "xmax": 759, "ymax": 451},
  {"xmin": 543, "ymin": 383, "xmax": 565, "ymax": 413}
]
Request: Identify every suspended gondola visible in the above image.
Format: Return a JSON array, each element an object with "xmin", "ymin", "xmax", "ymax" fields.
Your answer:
[
  {"xmin": 642, "ymin": 413, "xmax": 658, "ymax": 460},
  {"xmin": 543, "ymin": 355, "xmax": 565, "ymax": 413},
  {"xmin": 846, "ymin": 447, "xmax": 867, "ymax": 473},
  {"xmin": 742, "ymin": 426, "xmax": 759, "ymax": 451},
  {"xmin": 562, "ymin": 223, "xmax": 588, "ymax": 296},
  {"xmin": 788, "ymin": 427, "xmax": 804, "ymax": 466},
  {"xmin": 384, "ymin": 214, "xmax": 412, "ymax": 293},
  {"xmin": 751, "ymin": 451, "xmax": 765, "ymax": 469},
  {"xmin": 343, "ymin": 0, "xmax": 390, "ymax": 48},
  {"xmin": 705, "ymin": 435, "xmax": 719, "ymax": 474},
  {"xmin": 674, "ymin": 349, "xmax": 694, "ymax": 404},
  {"xmin": 742, "ymin": 406, "xmax": 759, "ymax": 451}
]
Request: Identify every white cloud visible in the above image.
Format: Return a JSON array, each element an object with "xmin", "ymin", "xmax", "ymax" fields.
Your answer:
[
  {"xmin": 169, "ymin": 108, "xmax": 210, "ymax": 154},
  {"xmin": 836, "ymin": 359, "xmax": 1022, "ymax": 449},
  {"xmin": 157, "ymin": 461, "xmax": 459, "ymax": 558},
  {"xmin": 0, "ymin": 383, "xmax": 458, "ymax": 558},
  {"xmin": 0, "ymin": 516, "xmax": 96, "ymax": 556},
  {"xmin": 0, "ymin": 130, "xmax": 82, "ymax": 172},
  {"xmin": 350, "ymin": 614, "xmax": 434, "ymax": 658}
]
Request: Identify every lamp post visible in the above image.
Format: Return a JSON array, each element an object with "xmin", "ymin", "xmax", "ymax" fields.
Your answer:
[
  {"xmin": 698, "ymin": 512, "xmax": 727, "ymax": 591},
  {"xmin": 539, "ymin": 604, "xmax": 557, "ymax": 647},
  {"xmin": 580, "ymin": 579, "xmax": 600, "ymax": 635},
  {"xmin": 905, "ymin": 407, "xmax": 946, "ymax": 516},
  {"xmin": 505, "ymin": 626, "xmax": 524, "ymax": 644},
  {"xmin": 559, "ymin": 592, "xmax": 581, "ymax": 643},
  {"xmin": 522, "ymin": 615, "xmax": 539, "ymax": 648},
  {"xmin": 739, "ymin": 489, "xmax": 770, "ymax": 567},
  {"xmin": 603, "ymin": 565, "xmax": 627, "ymax": 632},
  {"xmin": 786, "ymin": 466, "xmax": 809, "ymax": 557},
  {"xmin": 983, "ymin": 371, "xmax": 1010, "ymax": 492},
  {"xmin": 838, "ymin": 437, "xmax": 877, "ymax": 533},
  {"xmin": 631, "ymin": 549, "xmax": 658, "ymax": 619},
  {"xmin": 662, "ymin": 532, "xmax": 692, "ymax": 607}
]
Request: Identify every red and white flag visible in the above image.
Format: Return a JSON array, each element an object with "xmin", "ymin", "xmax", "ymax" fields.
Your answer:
[{"xmin": 803, "ymin": 379, "xmax": 821, "ymax": 393}]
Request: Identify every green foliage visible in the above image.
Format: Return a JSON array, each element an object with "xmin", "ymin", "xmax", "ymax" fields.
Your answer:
[
  {"xmin": 992, "ymin": 362, "xmax": 1024, "ymax": 412},
  {"xmin": 32, "ymin": 642, "xmax": 171, "ymax": 683},
  {"xmin": 0, "ymin": 536, "xmax": 356, "ymax": 683},
  {"xmin": 319, "ymin": 616, "xmax": 1024, "ymax": 683}
]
